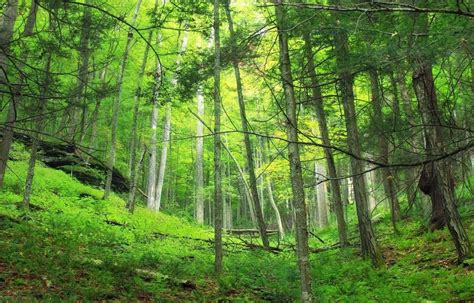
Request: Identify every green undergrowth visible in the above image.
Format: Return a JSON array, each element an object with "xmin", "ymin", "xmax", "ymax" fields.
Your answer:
[{"xmin": 0, "ymin": 160, "xmax": 473, "ymax": 302}]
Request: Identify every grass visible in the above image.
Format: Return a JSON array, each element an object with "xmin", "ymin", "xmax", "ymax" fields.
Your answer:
[{"xmin": 0, "ymin": 160, "xmax": 472, "ymax": 302}]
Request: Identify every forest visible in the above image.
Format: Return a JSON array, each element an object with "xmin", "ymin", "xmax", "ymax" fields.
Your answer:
[{"xmin": 0, "ymin": 0, "xmax": 473, "ymax": 301}]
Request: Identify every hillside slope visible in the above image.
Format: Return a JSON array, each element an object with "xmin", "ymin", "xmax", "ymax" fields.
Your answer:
[{"xmin": 0, "ymin": 160, "xmax": 472, "ymax": 302}]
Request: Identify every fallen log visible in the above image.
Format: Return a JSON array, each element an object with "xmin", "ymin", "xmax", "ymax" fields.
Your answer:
[
  {"xmin": 226, "ymin": 229, "xmax": 279, "ymax": 236},
  {"xmin": 7, "ymin": 132, "xmax": 129, "ymax": 193}
]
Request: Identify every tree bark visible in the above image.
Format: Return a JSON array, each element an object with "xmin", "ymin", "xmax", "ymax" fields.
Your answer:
[
  {"xmin": 314, "ymin": 162, "xmax": 329, "ymax": 228},
  {"xmin": 368, "ymin": 69, "xmax": 401, "ymax": 232},
  {"xmin": 410, "ymin": 1, "xmax": 471, "ymax": 262},
  {"xmin": 195, "ymin": 87, "xmax": 205, "ymax": 224},
  {"xmin": 261, "ymin": 137, "xmax": 285, "ymax": 240},
  {"xmin": 23, "ymin": 53, "xmax": 52, "ymax": 207},
  {"xmin": 330, "ymin": 0, "xmax": 382, "ymax": 266},
  {"xmin": 0, "ymin": 0, "xmax": 19, "ymax": 189},
  {"xmin": 274, "ymin": 1, "xmax": 313, "ymax": 301},
  {"xmin": 70, "ymin": 0, "xmax": 92, "ymax": 142},
  {"xmin": 224, "ymin": 0, "xmax": 269, "ymax": 249},
  {"xmin": 154, "ymin": 104, "xmax": 171, "ymax": 211},
  {"xmin": 213, "ymin": 0, "xmax": 223, "ymax": 276},
  {"xmin": 147, "ymin": 53, "xmax": 161, "ymax": 210},
  {"xmin": 103, "ymin": 0, "xmax": 142, "ymax": 199},
  {"xmin": 154, "ymin": 27, "xmax": 188, "ymax": 211},
  {"xmin": 128, "ymin": 5, "xmax": 156, "ymax": 178},
  {"xmin": 303, "ymin": 31, "xmax": 348, "ymax": 246},
  {"xmin": 127, "ymin": 145, "xmax": 146, "ymax": 213}
]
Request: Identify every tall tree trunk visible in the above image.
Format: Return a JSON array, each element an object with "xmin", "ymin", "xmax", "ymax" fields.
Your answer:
[
  {"xmin": 303, "ymin": 31, "xmax": 348, "ymax": 246},
  {"xmin": 223, "ymin": 1, "xmax": 269, "ymax": 249},
  {"xmin": 410, "ymin": 0, "xmax": 471, "ymax": 262},
  {"xmin": 128, "ymin": 2, "xmax": 157, "ymax": 178},
  {"xmin": 154, "ymin": 105, "xmax": 171, "ymax": 211},
  {"xmin": 274, "ymin": 1, "xmax": 313, "ymax": 301},
  {"xmin": 261, "ymin": 137, "xmax": 285, "ymax": 239},
  {"xmin": 195, "ymin": 87, "xmax": 205, "ymax": 224},
  {"xmin": 23, "ymin": 54, "xmax": 52, "ymax": 207},
  {"xmin": 103, "ymin": 0, "xmax": 143, "ymax": 199},
  {"xmin": 147, "ymin": 54, "xmax": 161, "ymax": 209},
  {"xmin": 330, "ymin": 1, "xmax": 382, "ymax": 266},
  {"xmin": 70, "ymin": 0, "xmax": 92, "ymax": 142},
  {"xmin": 0, "ymin": 0, "xmax": 19, "ymax": 189},
  {"xmin": 86, "ymin": 68, "xmax": 106, "ymax": 161},
  {"xmin": 314, "ymin": 162, "xmax": 329, "ymax": 228},
  {"xmin": 369, "ymin": 69, "xmax": 401, "ymax": 232},
  {"xmin": 213, "ymin": 0, "xmax": 223, "ymax": 276},
  {"xmin": 22, "ymin": 0, "xmax": 38, "ymax": 37},
  {"xmin": 395, "ymin": 70, "xmax": 420, "ymax": 206},
  {"xmin": 127, "ymin": 145, "xmax": 146, "ymax": 213},
  {"xmin": 154, "ymin": 27, "xmax": 189, "ymax": 211}
]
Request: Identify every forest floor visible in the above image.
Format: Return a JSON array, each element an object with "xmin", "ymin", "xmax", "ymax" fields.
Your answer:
[{"xmin": 0, "ymin": 160, "xmax": 473, "ymax": 302}]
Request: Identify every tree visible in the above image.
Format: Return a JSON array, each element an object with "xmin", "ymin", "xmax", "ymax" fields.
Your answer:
[
  {"xmin": 0, "ymin": 0, "xmax": 19, "ymax": 189},
  {"xmin": 224, "ymin": 0, "xmax": 269, "ymax": 249},
  {"xmin": 303, "ymin": 31, "xmax": 348, "ymax": 246},
  {"xmin": 195, "ymin": 87, "xmax": 205, "ymax": 224},
  {"xmin": 213, "ymin": 0, "xmax": 223, "ymax": 276},
  {"xmin": 410, "ymin": 0, "xmax": 471, "ymax": 262},
  {"xmin": 330, "ymin": 0, "xmax": 382, "ymax": 266},
  {"xmin": 274, "ymin": 1, "xmax": 313, "ymax": 301},
  {"xmin": 103, "ymin": 0, "xmax": 143, "ymax": 200}
]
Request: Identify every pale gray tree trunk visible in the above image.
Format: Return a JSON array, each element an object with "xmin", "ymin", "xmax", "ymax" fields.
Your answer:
[
  {"xmin": 213, "ymin": 0, "xmax": 223, "ymax": 276},
  {"xmin": 261, "ymin": 137, "xmax": 285, "ymax": 239},
  {"xmin": 154, "ymin": 26, "xmax": 189, "ymax": 211},
  {"xmin": 146, "ymin": 54, "xmax": 161, "ymax": 209},
  {"xmin": 22, "ymin": 0, "xmax": 38, "ymax": 37},
  {"xmin": 223, "ymin": 0, "xmax": 269, "ymax": 248},
  {"xmin": 127, "ymin": 1, "xmax": 157, "ymax": 178},
  {"xmin": 103, "ymin": 0, "xmax": 143, "ymax": 199},
  {"xmin": 154, "ymin": 105, "xmax": 171, "ymax": 211},
  {"xmin": 0, "ymin": 0, "xmax": 19, "ymax": 189},
  {"xmin": 314, "ymin": 163, "xmax": 329, "ymax": 228},
  {"xmin": 274, "ymin": 1, "xmax": 313, "ymax": 301},
  {"xmin": 195, "ymin": 87, "xmax": 205, "ymax": 224}
]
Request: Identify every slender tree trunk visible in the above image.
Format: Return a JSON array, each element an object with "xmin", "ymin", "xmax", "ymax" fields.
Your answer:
[
  {"xmin": 261, "ymin": 137, "xmax": 285, "ymax": 239},
  {"xmin": 0, "ymin": 0, "xmax": 19, "ymax": 189},
  {"xmin": 303, "ymin": 31, "xmax": 348, "ymax": 246},
  {"xmin": 103, "ymin": 0, "xmax": 142, "ymax": 199},
  {"xmin": 128, "ymin": 5, "xmax": 156, "ymax": 178},
  {"xmin": 368, "ymin": 69, "xmax": 400, "ymax": 232},
  {"xmin": 213, "ymin": 0, "xmax": 223, "ymax": 276},
  {"xmin": 315, "ymin": 162, "xmax": 329, "ymax": 228},
  {"xmin": 86, "ymin": 68, "xmax": 106, "ymax": 160},
  {"xmin": 410, "ymin": 1, "xmax": 471, "ymax": 262},
  {"xmin": 330, "ymin": 1, "xmax": 382, "ymax": 266},
  {"xmin": 70, "ymin": 0, "xmax": 92, "ymax": 142},
  {"xmin": 223, "ymin": 1, "xmax": 269, "ymax": 249},
  {"xmin": 127, "ymin": 145, "xmax": 146, "ymax": 213},
  {"xmin": 154, "ymin": 27, "xmax": 188, "ymax": 211},
  {"xmin": 195, "ymin": 87, "xmax": 205, "ymax": 224},
  {"xmin": 23, "ymin": 54, "xmax": 52, "ymax": 207},
  {"xmin": 22, "ymin": 0, "xmax": 38, "ymax": 37},
  {"xmin": 155, "ymin": 105, "xmax": 171, "ymax": 211},
  {"xmin": 147, "ymin": 55, "xmax": 161, "ymax": 209},
  {"xmin": 274, "ymin": 1, "xmax": 313, "ymax": 301},
  {"xmin": 396, "ymin": 70, "xmax": 419, "ymax": 206}
]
